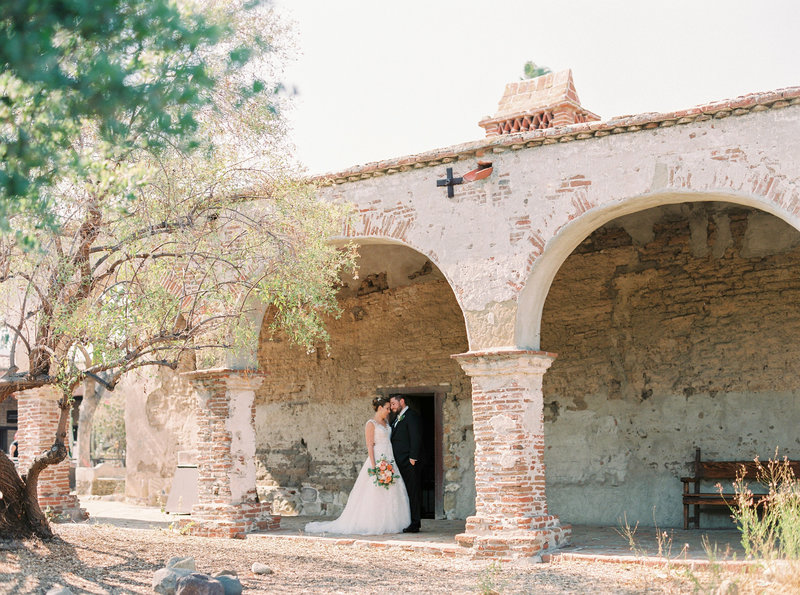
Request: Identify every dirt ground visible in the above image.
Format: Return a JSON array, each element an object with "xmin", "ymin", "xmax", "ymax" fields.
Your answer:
[{"xmin": 1, "ymin": 524, "xmax": 797, "ymax": 595}]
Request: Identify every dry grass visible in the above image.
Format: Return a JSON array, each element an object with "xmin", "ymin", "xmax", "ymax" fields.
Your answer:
[{"xmin": 0, "ymin": 523, "xmax": 797, "ymax": 594}]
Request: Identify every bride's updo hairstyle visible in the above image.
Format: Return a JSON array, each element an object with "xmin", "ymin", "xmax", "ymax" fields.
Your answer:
[{"xmin": 372, "ymin": 395, "xmax": 390, "ymax": 411}]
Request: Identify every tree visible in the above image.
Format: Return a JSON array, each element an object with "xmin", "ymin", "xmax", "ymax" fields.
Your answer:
[
  {"xmin": 521, "ymin": 61, "xmax": 552, "ymax": 80},
  {"xmin": 0, "ymin": 0, "xmax": 354, "ymax": 538},
  {"xmin": 0, "ymin": 0, "xmax": 231, "ymax": 229}
]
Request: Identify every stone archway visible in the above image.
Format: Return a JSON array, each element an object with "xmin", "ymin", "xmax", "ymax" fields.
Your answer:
[
  {"xmin": 253, "ymin": 240, "xmax": 474, "ymax": 521},
  {"xmin": 515, "ymin": 191, "xmax": 800, "ymax": 351},
  {"xmin": 537, "ymin": 200, "xmax": 800, "ymax": 528}
]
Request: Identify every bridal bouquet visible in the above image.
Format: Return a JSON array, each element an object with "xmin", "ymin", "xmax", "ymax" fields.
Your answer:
[{"xmin": 368, "ymin": 456, "xmax": 400, "ymax": 489}]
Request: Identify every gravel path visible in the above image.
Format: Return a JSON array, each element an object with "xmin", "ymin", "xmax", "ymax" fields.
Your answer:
[{"xmin": 0, "ymin": 524, "xmax": 793, "ymax": 594}]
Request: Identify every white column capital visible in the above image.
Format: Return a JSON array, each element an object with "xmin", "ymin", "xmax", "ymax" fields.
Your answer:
[{"xmin": 452, "ymin": 349, "xmax": 556, "ymax": 378}]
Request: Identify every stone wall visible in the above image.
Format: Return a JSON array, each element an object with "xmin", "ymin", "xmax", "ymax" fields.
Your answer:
[
  {"xmin": 541, "ymin": 202, "xmax": 800, "ymax": 527},
  {"xmin": 255, "ymin": 277, "xmax": 474, "ymax": 519}
]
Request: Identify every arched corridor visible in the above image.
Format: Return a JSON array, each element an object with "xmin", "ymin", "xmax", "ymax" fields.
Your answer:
[
  {"xmin": 540, "ymin": 202, "xmax": 800, "ymax": 526},
  {"xmin": 255, "ymin": 242, "xmax": 474, "ymax": 520}
]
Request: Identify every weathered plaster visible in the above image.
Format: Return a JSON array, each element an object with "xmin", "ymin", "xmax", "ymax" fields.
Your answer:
[
  {"xmin": 123, "ymin": 364, "xmax": 199, "ymax": 506},
  {"xmin": 542, "ymin": 203, "xmax": 800, "ymax": 527},
  {"xmin": 463, "ymin": 300, "xmax": 517, "ymax": 348},
  {"xmin": 321, "ymin": 106, "xmax": 800, "ymax": 352},
  {"xmin": 224, "ymin": 378, "xmax": 258, "ymax": 504}
]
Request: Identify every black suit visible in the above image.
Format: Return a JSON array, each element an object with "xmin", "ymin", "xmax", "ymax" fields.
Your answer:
[{"xmin": 390, "ymin": 407, "xmax": 423, "ymax": 529}]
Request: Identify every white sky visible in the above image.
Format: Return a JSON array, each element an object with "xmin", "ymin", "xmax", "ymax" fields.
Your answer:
[{"xmin": 273, "ymin": 0, "xmax": 799, "ymax": 175}]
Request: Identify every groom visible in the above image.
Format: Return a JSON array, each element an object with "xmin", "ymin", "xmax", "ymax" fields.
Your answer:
[{"xmin": 389, "ymin": 394, "xmax": 423, "ymax": 533}]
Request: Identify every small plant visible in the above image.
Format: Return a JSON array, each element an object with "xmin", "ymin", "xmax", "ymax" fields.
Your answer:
[
  {"xmin": 616, "ymin": 512, "xmax": 642, "ymax": 556},
  {"xmin": 728, "ymin": 453, "xmax": 800, "ymax": 560},
  {"xmin": 476, "ymin": 560, "xmax": 506, "ymax": 595},
  {"xmin": 158, "ymin": 493, "xmax": 168, "ymax": 516},
  {"xmin": 520, "ymin": 61, "xmax": 551, "ymax": 80},
  {"xmin": 616, "ymin": 509, "xmax": 686, "ymax": 562},
  {"xmin": 43, "ymin": 506, "xmax": 68, "ymax": 524},
  {"xmin": 164, "ymin": 520, "xmax": 195, "ymax": 536}
]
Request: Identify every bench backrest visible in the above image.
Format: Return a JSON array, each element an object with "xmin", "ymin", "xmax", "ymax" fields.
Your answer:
[{"xmin": 692, "ymin": 449, "xmax": 800, "ymax": 480}]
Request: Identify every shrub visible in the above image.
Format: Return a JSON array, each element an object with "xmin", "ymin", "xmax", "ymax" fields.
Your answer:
[{"xmin": 728, "ymin": 454, "xmax": 800, "ymax": 560}]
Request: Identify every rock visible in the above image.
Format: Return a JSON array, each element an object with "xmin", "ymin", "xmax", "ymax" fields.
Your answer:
[
  {"xmin": 251, "ymin": 562, "xmax": 273, "ymax": 575},
  {"xmin": 301, "ymin": 501, "xmax": 322, "ymax": 515},
  {"xmin": 46, "ymin": 587, "xmax": 74, "ymax": 595},
  {"xmin": 167, "ymin": 556, "xmax": 197, "ymax": 571},
  {"xmin": 176, "ymin": 573, "xmax": 224, "ymax": 595},
  {"xmin": 300, "ymin": 486, "xmax": 318, "ymax": 502},
  {"xmin": 213, "ymin": 574, "xmax": 243, "ymax": 595},
  {"xmin": 213, "ymin": 570, "xmax": 238, "ymax": 578},
  {"xmin": 153, "ymin": 567, "xmax": 194, "ymax": 594}
]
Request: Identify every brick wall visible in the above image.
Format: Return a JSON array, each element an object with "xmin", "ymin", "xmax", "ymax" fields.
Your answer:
[
  {"xmin": 255, "ymin": 278, "xmax": 473, "ymax": 519},
  {"xmin": 16, "ymin": 387, "xmax": 85, "ymax": 520},
  {"xmin": 541, "ymin": 202, "xmax": 800, "ymax": 527}
]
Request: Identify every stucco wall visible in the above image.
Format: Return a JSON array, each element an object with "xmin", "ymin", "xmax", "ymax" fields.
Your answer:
[
  {"xmin": 320, "ymin": 103, "xmax": 800, "ymax": 352},
  {"xmin": 255, "ymin": 276, "xmax": 474, "ymax": 519},
  {"xmin": 541, "ymin": 202, "xmax": 800, "ymax": 527},
  {"xmin": 123, "ymin": 361, "xmax": 199, "ymax": 506}
]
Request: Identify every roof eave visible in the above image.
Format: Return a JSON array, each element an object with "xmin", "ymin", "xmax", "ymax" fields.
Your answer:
[{"xmin": 314, "ymin": 86, "xmax": 800, "ymax": 186}]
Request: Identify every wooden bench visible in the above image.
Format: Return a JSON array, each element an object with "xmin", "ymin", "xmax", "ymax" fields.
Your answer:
[{"xmin": 682, "ymin": 448, "xmax": 800, "ymax": 529}]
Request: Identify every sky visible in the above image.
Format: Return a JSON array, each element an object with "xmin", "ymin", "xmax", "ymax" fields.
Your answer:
[{"xmin": 273, "ymin": 0, "xmax": 799, "ymax": 176}]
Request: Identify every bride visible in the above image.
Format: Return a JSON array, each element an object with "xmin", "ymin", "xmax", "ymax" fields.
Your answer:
[{"xmin": 305, "ymin": 396, "xmax": 410, "ymax": 535}]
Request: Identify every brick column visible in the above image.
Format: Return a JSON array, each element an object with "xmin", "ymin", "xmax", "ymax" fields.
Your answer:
[
  {"xmin": 452, "ymin": 350, "xmax": 570, "ymax": 558},
  {"xmin": 16, "ymin": 386, "xmax": 87, "ymax": 521},
  {"xmin": 180, "ymin": 369, "xmax": 280, "ymax": 538}
]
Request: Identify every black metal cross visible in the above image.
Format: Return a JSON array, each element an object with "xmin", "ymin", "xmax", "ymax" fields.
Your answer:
[{"xmin": 436, "ymin": 167, "xmax": 463, "ymax": 198}]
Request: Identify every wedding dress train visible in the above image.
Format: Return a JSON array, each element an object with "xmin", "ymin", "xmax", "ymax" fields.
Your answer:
[{"xmin": 305, "ymin": 420, "xmax": 411, "ymax": 535}]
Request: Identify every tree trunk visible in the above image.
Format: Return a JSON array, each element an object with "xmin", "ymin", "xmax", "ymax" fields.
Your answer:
[
  {"xmin": 0, "ymin": 451, "xmax": 33, "ymax": 538},
  {"xmin": 76, "ymin": 378, "xmax": 103, "ymax": 469},
  {"xmin": 0, "ymin": 391, "xmax": 72, "ymax": 539}
]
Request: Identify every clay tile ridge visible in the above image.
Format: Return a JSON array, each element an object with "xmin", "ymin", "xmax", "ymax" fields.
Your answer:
[
  {"xmin": 477, "ymin": 69, "xmax": 600, "ymax": 130},
  {"xmin": 314, "ymin": 85, "xmax": 800, "ymax": 185}
]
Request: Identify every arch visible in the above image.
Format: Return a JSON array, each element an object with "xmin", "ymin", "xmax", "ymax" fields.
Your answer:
[
  {"xmin": 538, "ymin": 198, "xmax": 800, "ymax": 527},
  {"xmin": 254, "ymin": 238, "xmax": 475, "ymax": 520},
  {"xmin": 515, "ymin": 190, "xmax": 800, "ymax": 350},
  {"xmin": 228, "ymin": 235, "xmax": 473, "ymax": 368},
  {"xmin": 338, "ymin": 235, "xmax": 471, "ymax": 342}
]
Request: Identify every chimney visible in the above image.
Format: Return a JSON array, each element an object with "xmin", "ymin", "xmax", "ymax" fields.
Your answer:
[{"xmin": 478, "ymin": 69, "xmax": 599, "ymax": 137}]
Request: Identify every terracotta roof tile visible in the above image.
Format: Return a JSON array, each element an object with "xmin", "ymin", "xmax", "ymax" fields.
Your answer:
[{"xmin": 315, "ymin": 86, "xmax": 800, "ymax": 185}]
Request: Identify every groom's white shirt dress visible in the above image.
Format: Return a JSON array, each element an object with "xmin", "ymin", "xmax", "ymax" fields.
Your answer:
[{"xmin": 392, "ymin": 405, "xmax": 408, "ymax": 428}]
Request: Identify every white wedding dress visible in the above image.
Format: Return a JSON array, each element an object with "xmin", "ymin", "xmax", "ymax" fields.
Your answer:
[{"xmin": 305, "ymin": 419, "xmax": 411, "ymax": 535}]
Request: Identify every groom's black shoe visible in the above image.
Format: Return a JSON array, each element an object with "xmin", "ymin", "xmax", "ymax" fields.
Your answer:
[{"xmin": 403, "ymin": 524, "xmax": 420, "ymax": 533}]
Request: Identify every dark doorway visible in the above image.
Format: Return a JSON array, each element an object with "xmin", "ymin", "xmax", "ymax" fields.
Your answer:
[
  {"xmin": 0, "ymin": 400, "xmax": 18, "ymax": 454},
  {"xmin": 380, "ymin": 387, "xmax": 446, "ymax": 519},
  {"xmin": 405, "ymin": 393, "xmax": 435, "ymax": 519}
]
